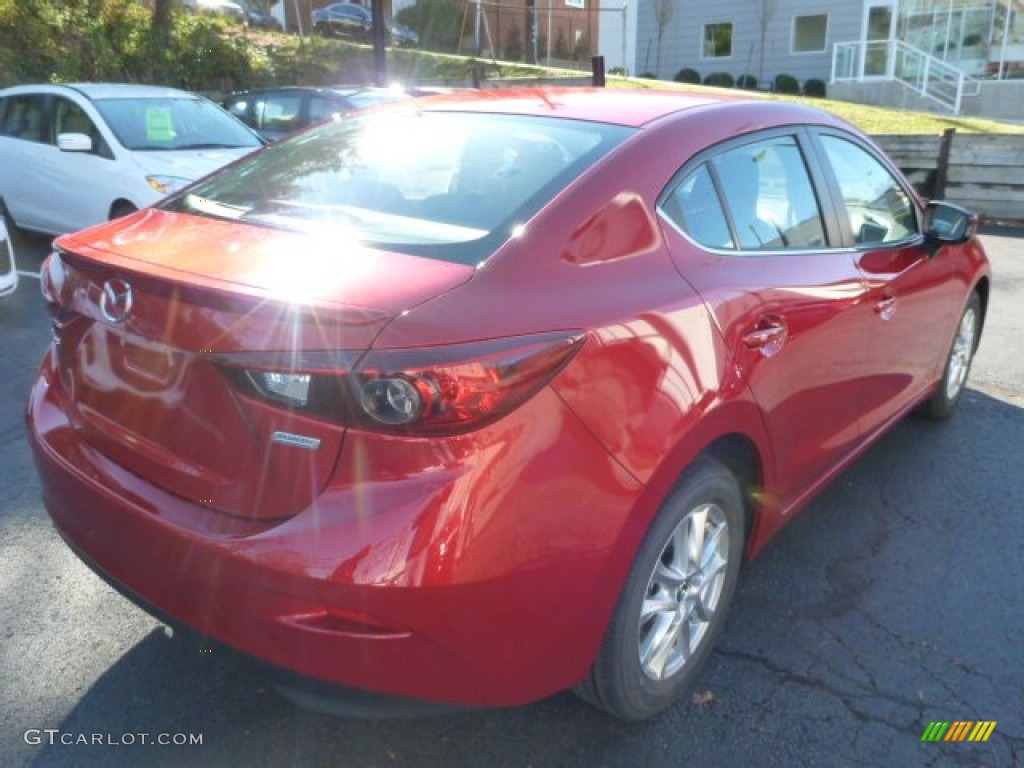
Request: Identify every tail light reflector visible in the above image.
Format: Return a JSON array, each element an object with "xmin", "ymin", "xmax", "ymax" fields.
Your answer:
[{"xmin": 216, "ymin": 332, "xmax": 584, "ymax": 436}]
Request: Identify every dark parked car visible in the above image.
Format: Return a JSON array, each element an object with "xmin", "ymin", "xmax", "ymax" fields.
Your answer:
[
  {"xmin": 31, "ymin": 89, "xmax": 989, "ymax": 721},
  {"xmin": 223, "ymin": 86, "xmax": 412, "ymax": 139},
  {"xmin": 312, "ymin": 2, "xmax": 418, "ymax": 46},
  {"xmin": 245, "ymin": 4, "xmax": 282, "ymax": 30}
]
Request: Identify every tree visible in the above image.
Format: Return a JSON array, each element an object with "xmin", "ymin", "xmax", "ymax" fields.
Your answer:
[
  {"xmin": 651, "ymin": 0, "xmax": 674, "ymax": 77},
  {"xmin": 755, "ymin": 0, "xmax": 776, "ymax": 86},
  {"xmin": 152, "ymin": 0, "xmax": 173, "ymax": 41}
]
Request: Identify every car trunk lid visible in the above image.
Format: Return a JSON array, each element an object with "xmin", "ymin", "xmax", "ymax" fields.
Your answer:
[{"xmin": 48, "ymin": 209, "xmax": 473, "ymax": 521}]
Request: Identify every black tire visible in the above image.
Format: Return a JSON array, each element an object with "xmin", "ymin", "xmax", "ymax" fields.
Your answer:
[
  {"xmin": 575, "ymin": 456, "xmax": 745, "ymax": 720},
  {"xmin": 919, "ymin": 292, "xmax": 981, "ymax": 420}
]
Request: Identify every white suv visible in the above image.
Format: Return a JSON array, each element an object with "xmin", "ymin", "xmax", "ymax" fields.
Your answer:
[{"xmin": 0, "ymin": 83, "xmax": 264, "ymax": 237}]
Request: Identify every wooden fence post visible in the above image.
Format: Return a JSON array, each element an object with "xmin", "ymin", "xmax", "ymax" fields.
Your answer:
[{"xmin": 934, "ymin": 128, "xmax": 955, "ymax": 200}]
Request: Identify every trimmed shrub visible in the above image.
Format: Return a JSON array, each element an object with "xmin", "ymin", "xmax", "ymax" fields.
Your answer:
[
  {"xmin": 773, "ymin": 73, "xmax": 800, "ymax": 94},
  {"xmin": 553, "ymin": 28, "xmax": 570, "ymax": 60},
  {"xmin": 638, "ymin": 72, "xmax": 658, "ymax": 79},
  {"xmin": 803, "ymin": 77, "xmax": 827, "ymax": 97},
  {"xmin": 395, "ymin": 0, "xmax": 462, "ymax": 52},
  {"xmin": 736, "ymin": 74, "xmax": 758, "ymax": 90},
  {"xmin": 703, "ymin": 71, "xmax": 735, "ymax": 88},
  {"xmin": 673, "ymin": 67, "xmax": 700, "ymax": 84},
  {"xmin": 572, "ymin": 33, "xmax": 590, "ymax": 61}
]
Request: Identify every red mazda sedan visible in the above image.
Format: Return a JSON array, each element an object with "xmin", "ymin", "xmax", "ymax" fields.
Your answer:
[{"xmin": 29, "ymin": 89, "xmax": 989, "ymax": 720}]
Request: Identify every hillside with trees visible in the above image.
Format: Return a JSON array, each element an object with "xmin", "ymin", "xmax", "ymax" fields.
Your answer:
[{"xmin": 0, "ymin": 0, "xmax": 532, "ymax": 93}]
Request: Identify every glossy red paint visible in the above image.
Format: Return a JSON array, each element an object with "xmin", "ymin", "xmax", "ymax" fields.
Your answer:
[{"xmin": 28, "ymin": 89, "xmax": 991, "ymax": 710}]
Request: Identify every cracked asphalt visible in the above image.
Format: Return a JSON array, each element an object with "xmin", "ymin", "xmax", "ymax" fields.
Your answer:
[{"xmin": 2, "ymin": 228, "xmax": 1021, "ymax": 768}]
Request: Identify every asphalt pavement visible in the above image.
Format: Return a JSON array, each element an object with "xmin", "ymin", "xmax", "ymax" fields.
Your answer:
[{"xmin": 1, "ymin": 229, "xmax": 1021, "ymax": 768}]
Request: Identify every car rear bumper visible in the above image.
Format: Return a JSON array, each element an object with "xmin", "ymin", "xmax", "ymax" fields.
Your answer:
[{"xmin": 28, "ymin": 348, "xmax": 644, "ymax": 707}]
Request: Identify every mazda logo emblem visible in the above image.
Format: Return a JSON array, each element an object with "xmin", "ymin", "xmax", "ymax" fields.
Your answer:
[{"xmin": 99, "ymin": 278, "xmax": 133, "ymax": 324}]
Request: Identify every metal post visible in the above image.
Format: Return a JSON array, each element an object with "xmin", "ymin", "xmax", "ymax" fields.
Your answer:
[
  {"xmin": 999, "ymin": 0, "xmax": 1012, "ymax": 79},
  {"xmin": 934, "ymin": 128, "xmax": 955, "ymax": 199},
  {"xmin": 475, "ymin": 0, "xmax": 482, "ymax": 54},
  {"xmin": 621, "ymin": 3, "xmax": 627, "ymax": 75},
  {"xmin": 371, "ymin": 0, "xmax": 388, "ymax": 86},
  {"xmin": 546, "ymin": 1, "xmax": 553, "ymax": 64},
  {"xmin": 526, "ymin": 0, "xmax": 537, "ymax": 63}
]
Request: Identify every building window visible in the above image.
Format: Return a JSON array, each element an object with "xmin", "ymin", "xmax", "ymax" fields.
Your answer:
[
  {"xmin": 793, "ymin": 14, "xmax": 828, "ymax": 53},
  {"xmin": 703, "ymin": 22, "xmax": 733, "ymax": 58}
]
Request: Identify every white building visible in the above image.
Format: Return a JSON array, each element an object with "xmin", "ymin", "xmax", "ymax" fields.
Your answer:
[{"xmin": 600, "ymin": 0, "xmax": 1024, "ymax": 118}]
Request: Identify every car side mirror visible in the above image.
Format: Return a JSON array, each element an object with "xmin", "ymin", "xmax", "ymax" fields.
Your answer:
[
  {"xmin": 923, "ymin": 201, "xmax": 977, "ymax": 247},
  {"xmin": 57, "ymin": 132, "xmax": 93, "ymax": 153}
]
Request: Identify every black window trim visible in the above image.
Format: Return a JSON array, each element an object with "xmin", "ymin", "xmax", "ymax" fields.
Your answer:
[{"xmin": 656, "ymin": 125, "xmax": 847, "ymax": 257}]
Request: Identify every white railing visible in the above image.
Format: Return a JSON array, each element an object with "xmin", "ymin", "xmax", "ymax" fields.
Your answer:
[{"xmin": 831, "ymin": 40, "xmax": 979, "ymax": 114}]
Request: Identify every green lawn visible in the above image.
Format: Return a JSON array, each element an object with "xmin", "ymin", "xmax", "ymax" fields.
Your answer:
[{"xmin": 608, "ymin": 76, "xmax": 1024, "ymax": 135}]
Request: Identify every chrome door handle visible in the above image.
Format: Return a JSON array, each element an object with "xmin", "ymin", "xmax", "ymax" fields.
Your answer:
[
  {"xmin": 742, "ymin": 321, "xmax": 787, "ymax": 357},
  {"xmin": 875, "ymin": 296, "xmax": 897, "ymax": 320}
]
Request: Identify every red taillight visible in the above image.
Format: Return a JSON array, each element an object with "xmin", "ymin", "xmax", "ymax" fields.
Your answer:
[{"xmin": 216, "ymin": 332, "xmax": 585, "ymax": 436}]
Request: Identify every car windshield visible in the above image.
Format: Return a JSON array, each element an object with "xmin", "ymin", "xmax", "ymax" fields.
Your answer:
[
  {"xmin": 161, "ymin": 110, "xmax": 633, "ymax": 265},
  {"xmin": 93, "ymin": 96, "xmax": 263, "ymax": 151}
]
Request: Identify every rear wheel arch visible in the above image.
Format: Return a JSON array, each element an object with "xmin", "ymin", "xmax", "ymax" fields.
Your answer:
[
  {"xmin": 702, "ymin": 433, "xmax": 761, "ymax": 553},
  {"xmin": 637, "ymin": 400, "xmax": 773, "ymax": 558}
]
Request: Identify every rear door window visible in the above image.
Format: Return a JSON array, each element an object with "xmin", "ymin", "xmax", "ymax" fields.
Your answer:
[
  {"xmin": 662, "ymin": 134, "xmax": 828, "ymax": 252},
  {"xmin": 712, "ymin": 137, "xmax": 827, "ymax": 250},
  {"xmin": 0, "ymin": 95, "xmax": 48, "ymax": 143}
]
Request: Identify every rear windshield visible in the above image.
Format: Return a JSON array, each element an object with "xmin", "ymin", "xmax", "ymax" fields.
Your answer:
[
  {"xmin": 93, "ymin": 96, "xmax": 263, "ymax": 151},
  {"xmin": 161, "ymin": 110, "xmax": 634, "ymax": 265}
]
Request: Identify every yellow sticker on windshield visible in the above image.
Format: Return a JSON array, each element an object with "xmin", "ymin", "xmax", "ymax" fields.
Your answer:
[{"xmin": 145, "ymin": 107, "xmax": 175, "ymax": 142}]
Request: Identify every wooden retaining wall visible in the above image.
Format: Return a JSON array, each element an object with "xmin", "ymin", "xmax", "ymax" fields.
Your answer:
[{"xmin": 873, "ymin": 131, "xmax": 1024, "ymax": 224}]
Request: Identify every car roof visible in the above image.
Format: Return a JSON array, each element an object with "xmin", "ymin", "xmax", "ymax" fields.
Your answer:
[
  {"xmin": 225, "ymin": 85, "xmax": 408, "ymax": 99},
  {"xmin": 0, "ymin": 83, "xmax": 199, "ymax": 101},
  {"xmin": 412, "ymin": 87, "xmax": 831, "ymax": 129}
]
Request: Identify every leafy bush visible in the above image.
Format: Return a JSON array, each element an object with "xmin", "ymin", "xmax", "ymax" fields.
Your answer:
[
  {"xmin": 395, "ymin": 0, "xmax": 462, "ymax": 53},
  {"xmin": 553, "ymin": 28, "xmax": 570, "ymax": 60},
  {"xmin": 673, "ymin": 67, "xmax": 700, "ymax": 84},
  {"xmin": 504, "ymin": 24, "xmax": 523, "ymax": 61},
  {"xmin": 572, "ymin": 33, "xmax": 590, "ymax": 61},
  {"xmin": 703, "ymin": 71, "xmax": 734, "ymax": 88},
  {"xmin": 803, "ymin": 77, "xmax": 826, "ymax": 97},
  {"xmin": 0, "ymin": 0, "xmax": 268, "ymax": 90},
  {"xmin": 736, "ymin": 74, "xmax": 758, "ymax": 90},
  {"xmin": 773, "ymin": 73, "xmax": 800, "ymax": 94},
  {"xmin": 638, "ymin": 72, "xmax": 659, "ymax": 79}
]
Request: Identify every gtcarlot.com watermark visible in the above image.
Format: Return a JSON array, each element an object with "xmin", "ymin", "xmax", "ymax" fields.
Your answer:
[{"xmin": 24, "ymin": 729, "xmax": 203, "ymax": 747}]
